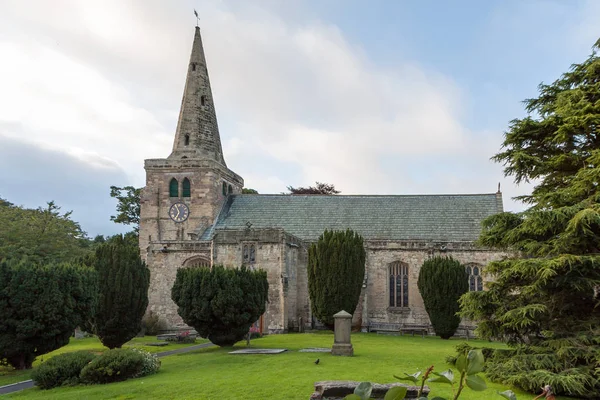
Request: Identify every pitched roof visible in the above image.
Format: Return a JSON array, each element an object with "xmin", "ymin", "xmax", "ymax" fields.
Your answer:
[{"xmin": 208, "ymin": 193, "xmax": 503, "ymax": 242}]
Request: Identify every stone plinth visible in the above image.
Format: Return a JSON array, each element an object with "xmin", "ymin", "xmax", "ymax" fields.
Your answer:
[
  {"xmin": 310, "ymin": 381, "xmax": 429, "ymax": 399},
  {"xmin": 331, "ymin": 310, "xmax": 353, "ymax": 356}
]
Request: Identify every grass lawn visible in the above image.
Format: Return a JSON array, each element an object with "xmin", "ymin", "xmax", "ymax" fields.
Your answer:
[
  {"xmin": 4, "ymin": 333, "xmax": 559, "ymax": 400},
  {"xmin": 0, "ymin": 336, "xmax": 207, "ymax": 388}
]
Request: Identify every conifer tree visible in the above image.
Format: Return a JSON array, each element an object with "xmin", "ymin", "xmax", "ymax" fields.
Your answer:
[
  {"xmin": 0, "ymin": 260, "xmax": 97, "ymax": 369},
  {"xmin": 460, "ymin": 39, "xmax": 600, "ymax": 398},
  {"xmin": 308, "ymin": 229, "xmax": 366, "ymax": 328},
  {"xmin": 92, "ymin": 235, "xmax": 150, "ymax": 349},
  {"xmin": 171, "ymin": 266, "xmax": 268, "ymax": 347},
  {"xmin": 417, "ymin": 256, "xmax": 468, "ymax": 339}
]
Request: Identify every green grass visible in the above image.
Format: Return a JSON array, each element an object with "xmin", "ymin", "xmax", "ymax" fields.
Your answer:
[
  {"xmin": 3, "ymin": 333, "xmax": 559, "ymax": 399},
  {"xmin": 0, "ymin": 336, "xmax": 206, "ymax": 387}
]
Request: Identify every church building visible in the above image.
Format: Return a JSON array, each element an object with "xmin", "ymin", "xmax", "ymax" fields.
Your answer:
[{"xmin": 139, "ymin": 26, "xmax": 507, "ymax": 334}]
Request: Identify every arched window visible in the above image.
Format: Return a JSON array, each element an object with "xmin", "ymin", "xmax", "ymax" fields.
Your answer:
[
  {"xmin": 228, "ymin": 184, "xmax": 233, "ymax": 195},
  {"xmin": 182, "ymin": 178, "xmax": 191, "ymax": 197},
  {"xmin": 389, "ymin": 262, "xmax": 409, "ymax": 307},
  {"xmin": 169, "ymin": 178, "xmax": 178, "ymax": 197},
  {"xmin": 222, "ymin": 182, "xmax": 227, "ymax": 195},
  {"xmin": 465, "ymin": 263, "xmax": 483, "ymax": 291},
  {"xmin": 243, "ymin": 244, "xmax": 256, "ymax": 265},
  {"xmin": 183, "ymin": 256, "xmax": 210, "ymax": 268},
  {"xmin": 201, "ymin": 95, "xmax": 206, "ymax": 106},
  {"xmin": 184, "ymin": 134, "xmax": 190, "ymax": 146}
]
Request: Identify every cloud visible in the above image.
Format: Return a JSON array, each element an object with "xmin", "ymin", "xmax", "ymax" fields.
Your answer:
[
  {"xmin": 6, "ymin": 0, "xmax": 589, "ymax": 235},
  {"xmin": 0, "ymin": 133, "xmax": 130, "ymax": 236}
]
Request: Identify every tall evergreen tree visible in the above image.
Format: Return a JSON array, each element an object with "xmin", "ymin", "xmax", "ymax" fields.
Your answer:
[
  {"xmin": 171, "ymin": 266, "xmax": 268, "ymax": 347},
  {"xmin": 417, "ymin": 256, "xmax": 468, "ymax": 339},
  {"xmin": 308, "ymin": 229, "xmax": 366, "ymax": 328},
  {"xmin": 0, "ymin": 260, "xmax": 97, "ymax": 369},
  {"xmin": 460, "ymin": 39, "xmax": 600, "ymax": 398},
  {"xmin": 92, "ymin": 235, "xmax": 150, "ymax": 349}
]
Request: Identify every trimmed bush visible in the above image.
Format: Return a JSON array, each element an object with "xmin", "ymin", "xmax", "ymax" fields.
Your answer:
[
  {"xmin": 417, "ymin": 256, "xmax": 469, "ymax": 339},
  {"xmin": 171, "ymin": 265, "xmax": 268, "ymax": 347},
  {"xmin": 79, "ymin": 348, "xmax": 145, "ymax": 384},
  {"xmin": 31, "ymin": 351, "xmax": 97, "ymax": 389},
  {"xmin": 308, "ymin": 229, "xmax": 366, "ymax": 328},
  {"xmin": 0, "ymin": 260, "xmax": 98, "ymax": 369},
  {"xmin": 92, "ymin": 235, "xmax": 150, "ymax": 349}
]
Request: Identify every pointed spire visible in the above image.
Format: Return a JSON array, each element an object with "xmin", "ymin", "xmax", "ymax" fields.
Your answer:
[{"xmin": 169, "ymin": 26, "xmax": 226, "ymax": 165}]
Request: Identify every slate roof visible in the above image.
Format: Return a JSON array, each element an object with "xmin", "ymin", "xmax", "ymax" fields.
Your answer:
[{"xmin": 206, "ymin": 193, "xmax": 503, "ymax": 242}]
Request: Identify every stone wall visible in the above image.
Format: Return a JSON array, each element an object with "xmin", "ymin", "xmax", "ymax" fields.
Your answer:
[
  {"xmin": 363, "ymin": 240, "xmax": 509, "ymax": 329},
  {"xmin": 213, "ymin": 228, "xmax": 294, "ymax": 334}
]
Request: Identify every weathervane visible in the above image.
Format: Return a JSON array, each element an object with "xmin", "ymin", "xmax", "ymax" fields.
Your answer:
[{"xmin": 194, "ymin": 9, "xmax": 199, "ymax": 27}]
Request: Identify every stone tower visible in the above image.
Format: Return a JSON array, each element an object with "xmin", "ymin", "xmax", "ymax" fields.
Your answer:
[{"xmin": 140, "ymin": 26, "xmax": 243, "ymax": 326}]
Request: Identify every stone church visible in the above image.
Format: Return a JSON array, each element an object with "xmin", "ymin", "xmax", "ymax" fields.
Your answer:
[{"xmin": 140, "ymin": 26, "xmax": 506, "ymax": 334}]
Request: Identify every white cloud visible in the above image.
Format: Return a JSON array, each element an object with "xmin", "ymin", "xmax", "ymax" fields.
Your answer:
[{"xmin": 2, "ymin": 0, "xmax": 590, "ymax": 229}]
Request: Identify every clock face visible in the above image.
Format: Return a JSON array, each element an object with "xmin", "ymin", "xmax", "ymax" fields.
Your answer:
[{"xmin": 169, "ymin": 203, "xmax": 189, "ymax": 223}]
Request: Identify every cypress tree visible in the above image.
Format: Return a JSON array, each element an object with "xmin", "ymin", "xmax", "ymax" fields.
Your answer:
[
  {"xmin": 171, "ymin": 265, "xmax": 268, "ymax": 347},
  {"xmin": 92, "ymin": 235, "xmax": 150, "ymax": 349},
  {"xmin": 417, "ymin": 256, "xmax": 468, "ymax": 339},
  {"xmin": 307, "ymin": 229, "xmax": 366, "ymax": 328},
  {"xmin": 0, "ymin": 260, "xmax": 97, "ymax": 369}
]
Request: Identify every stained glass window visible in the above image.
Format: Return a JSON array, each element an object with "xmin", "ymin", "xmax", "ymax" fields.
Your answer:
[
  {"xmin": 466, "ymin": 263, "xmax": 484, "ymax": 291},
  {"xmin": 389, "ymin": 262, "xmax": 409, "ymax": 307}
]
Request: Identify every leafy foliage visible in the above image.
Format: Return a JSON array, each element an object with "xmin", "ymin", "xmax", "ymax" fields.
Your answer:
[
  {"xmin": 92, "ymin": 235, "xmax": 150, "ymax": 349},
  {"xmin": 308, "ymin": 229, "xmax": 366, "ymax": 328},
  {"xmin": 0, "ymin": 200, "xmax": 92, "ymax": 264},
  {"xmin": 0, "ymin": 260, "xmax": 97, "ymax": 369},
  {"xmin": 171, "ymin": 265, "xmax": 268, "ymax": 347},
  {"xmin": 287, "ymin": 181, "xmax": 340, "ymax": 195},
  {"xmin": 347, "ymin": 349, "xmax": 511, "ymax": 400},
  {"xmin": 79, "ymin": 348, "xmax": 146, "ymax": 384},
  {"xmin": 109, "ymin": 186, "xmax": 141, "ymax": 232},
  {"xmin": 459, "ymin": 39, "xmax": 600, "ymax": 398},
  {"xmin": 242, "ymin": 188, "xmax": 259, "ymax": 194},
  {"xmin": 31, "ymin": 351, "xmax": 97, "ymax": 389},
  {"xmin": 417, "ymin": 256, "xmax": 468, "ymax": 339}
]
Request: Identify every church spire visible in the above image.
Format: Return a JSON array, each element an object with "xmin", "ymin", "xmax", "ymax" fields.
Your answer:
[{"xmin": 169, "ymin": 26, "xmax": 226, "ymax": 165}]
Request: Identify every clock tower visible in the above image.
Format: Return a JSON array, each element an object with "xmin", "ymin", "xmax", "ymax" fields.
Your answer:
[{"xmin": 139, "ymin": 25, "xmax": 243, "ymax": 325}]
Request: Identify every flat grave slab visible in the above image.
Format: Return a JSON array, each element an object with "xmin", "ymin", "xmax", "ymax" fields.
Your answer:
[
  {"xmin": 229, "ymin": 348, "xmax": 287, "ymax": 354},
  {"xmin": 299, "ymin": 347, "xmax": 331, "ymax": 353}
]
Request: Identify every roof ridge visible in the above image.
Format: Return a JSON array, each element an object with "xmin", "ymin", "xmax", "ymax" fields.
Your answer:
[{"xmin": 233, "ymin": 193, "xmax": 498, "ymax": 197}]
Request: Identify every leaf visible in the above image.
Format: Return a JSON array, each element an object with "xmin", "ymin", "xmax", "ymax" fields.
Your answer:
[
  {"xmin": 384, "ymin": 386, "xmax": 408, "ymax": 400},
  {"xmin": 455, "ymin": 354, "xmax": 467, "ymax": 373},
  {"xmin": 344, "ymin": 395, "xmax": 362, "ymax": 400},
  {"xmin": 497, "ymin": 390, "xmax": 518, "ymax": 400},
  {"xmin": 393, "ymin": 371, "xmax": 421, "ymax": 383},
  {"xmin": 466, "ymin": 349, "xmax": 484, "ymax": 375},
  {"xmin": 465, "ymin": 374, "xmax": 487, "ymax": 391},
  {"xmin": 354, "ymin": 382, "xmax": 373, "ymax": 400},
  {"xmin": 429, "ymin": 369, "xmax": 454, "ymax": 384}
]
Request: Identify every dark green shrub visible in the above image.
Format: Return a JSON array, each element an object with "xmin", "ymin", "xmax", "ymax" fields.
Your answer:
[
  {"xmin": 171, "ymin": 265, "xmax": 268, "ymax": 347},
  {"xmin": 0, "ymin": 260, "xmax": 98, "ymax": 369},
  {"xmin": 79, "ymin": 348, "xmax": 145, "ymax": 384},
  {"xmin": 417, "ymin": 256, "xmax": 469, "ymax": 339},
  {"xmin": 31, "ymin": 351, "xmax": 96, "ymax": 389},
  {"xmin": 92, "ymin": 235, "xmax": 150, "ymax": 349},
  {"xmin": 308, "ymin": 229, "xmax": 366, "ymax": 328}
]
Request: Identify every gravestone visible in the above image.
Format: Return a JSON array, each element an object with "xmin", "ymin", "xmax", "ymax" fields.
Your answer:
[{"xmin": 331, "ymin": 310, "xmax": 353, "ymax": 356}]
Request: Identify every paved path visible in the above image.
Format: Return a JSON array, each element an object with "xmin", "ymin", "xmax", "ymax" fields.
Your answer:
[{"xmin": 0, "ymin": 342, "xmax": 215, "ymax": 396}]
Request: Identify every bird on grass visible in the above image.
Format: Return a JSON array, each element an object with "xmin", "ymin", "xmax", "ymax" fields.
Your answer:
[{"xmin": 314, "ymin": 358, "xmax": 320, "ymax": 365}]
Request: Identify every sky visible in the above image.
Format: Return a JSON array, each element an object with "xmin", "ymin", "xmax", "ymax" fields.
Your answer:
[{"xmin": 0, "ymin": 0, "xmax": 598, "ymax": 237}]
